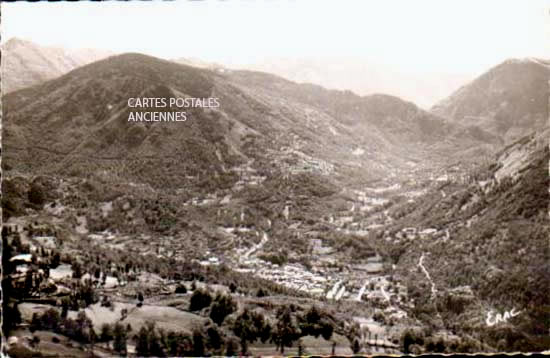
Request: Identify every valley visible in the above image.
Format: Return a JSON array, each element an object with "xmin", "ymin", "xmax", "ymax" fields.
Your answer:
[{"xmin": 1, "ymin": 49, "xmax": 549, "ymax": 357}]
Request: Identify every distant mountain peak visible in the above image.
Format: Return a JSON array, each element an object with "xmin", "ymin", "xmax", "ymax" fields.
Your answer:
[
  {"xmin": 1, "ymin": 38, "xmax": 114, "ymax": 94},
  {"xmin": 431, "ymin": 57, "xmax": 549, "ymax": 144}
]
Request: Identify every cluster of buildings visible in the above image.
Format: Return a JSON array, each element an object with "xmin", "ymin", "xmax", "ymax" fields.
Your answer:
[{"xmin": 277, "ymin": 146, "xmax": 335, "ymax": 176}]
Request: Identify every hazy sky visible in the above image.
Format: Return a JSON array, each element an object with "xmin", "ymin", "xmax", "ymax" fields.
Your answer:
[{"xmin": 3, "ymin": 0, "xmax": 549, "ymax": 74}]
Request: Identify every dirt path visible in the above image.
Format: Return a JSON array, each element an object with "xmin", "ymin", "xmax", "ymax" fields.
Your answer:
[{"xmin": 418, "ymin": 252, "xmax": 437, "ymax": 298}]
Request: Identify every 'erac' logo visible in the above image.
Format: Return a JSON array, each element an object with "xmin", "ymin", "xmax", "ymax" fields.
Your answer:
[{"xmin": 486, "ymin": 308, "xmax": 522, "ymax": 327}]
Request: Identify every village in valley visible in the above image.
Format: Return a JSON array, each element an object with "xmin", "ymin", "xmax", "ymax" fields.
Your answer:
[{"xmin": 3, "ymin": 156, "xmax": 475, "ymax": 355}]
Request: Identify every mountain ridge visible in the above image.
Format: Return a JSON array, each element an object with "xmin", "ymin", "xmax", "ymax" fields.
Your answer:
[{"xmin": 4, "ymin": 52, "xmax": 488, "ymax": 185}]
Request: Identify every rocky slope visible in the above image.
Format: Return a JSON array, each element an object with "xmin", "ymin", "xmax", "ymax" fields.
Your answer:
[{"xmin": 379, "ymin": 128, "xmax": 549, "ymax": 352}]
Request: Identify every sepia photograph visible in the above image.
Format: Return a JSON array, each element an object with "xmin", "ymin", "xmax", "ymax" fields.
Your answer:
[{"xmin": 1, "ymin": 0, "xmax": 549, "ymax": 356}]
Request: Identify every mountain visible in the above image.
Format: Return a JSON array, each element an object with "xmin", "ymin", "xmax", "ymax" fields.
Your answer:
[
  {"xmin": 5, "ymin": 54, "xmax": 468, "ymax": 179},
  {"xmin": 3, "ymin": 53, "xmax": 232, "ymax": 190},
  {"xmin": 431, "ymin": 58, "xmax": 550, "ymax": 143},
  {"xmin": 234, "ymin": 57, "xmax": 475, "ymax": 108},
  {"xmin": 227, "ymin": 69, "xmax": 500, "ymax": 170},
  {"xmin": 3, "ymin": 52, "xmax": 483, "ymax": 187},
  {"xmin": 1, "ymin": 37, "xmax": 114, "ymax": 94}
]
